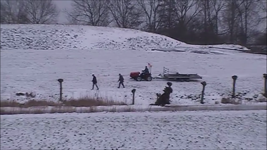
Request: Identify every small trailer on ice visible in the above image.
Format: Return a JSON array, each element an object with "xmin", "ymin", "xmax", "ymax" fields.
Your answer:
[
  {"xmin": 155, "ymin": 67, "xmax": 202, "ymax": 82},
  {"xmin": 130, "ymin": 65, "xmax": 202, "ymax": 82}
]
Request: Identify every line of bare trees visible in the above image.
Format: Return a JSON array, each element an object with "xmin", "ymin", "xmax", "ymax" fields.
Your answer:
[
  {"xmin": 1, "ymin": 0, "xmax": 266, "ymax": 45},
  {"xmin": 1, "ymin": 0, "xmax": 58, "ymax": 24}
]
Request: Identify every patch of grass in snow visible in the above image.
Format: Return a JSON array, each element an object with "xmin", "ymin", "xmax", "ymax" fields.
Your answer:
[
  {"xmin": 221, "ymin": 98, "xmax": 242, "ymax": 104},
  {"xmin": 0, "ymin": 100, "xmax": 59, "ymax": 107},
  {"xmin": 1, "ymin": 104, "xmax": 266, "ymax": 115},
  {"xmin": 108, "ymin": 106, "xmax": 138, "ymax": 112},
  {"xmin": 0, "ymin": 97, "xmax": 126, "ymax": 108},
  {"xmin": 62, "ymin": 96, "xmax": 126, "ymax": 107},
  {"xmin": 0, "ymin": 106, "xmax": 144, "ymax": 115}
]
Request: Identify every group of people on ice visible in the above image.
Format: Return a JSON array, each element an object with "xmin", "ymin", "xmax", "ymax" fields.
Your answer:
[
  {"xmin": 91, "ymin": 73, "xmax": 125, "ymax": 90},
  {"xmin": 91, "ymin": 66, "xmax": 173, "ymax": 106}
]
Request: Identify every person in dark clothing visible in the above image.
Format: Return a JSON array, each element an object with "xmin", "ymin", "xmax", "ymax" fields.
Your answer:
[
  {"xmin": 164, "ymin": 82, "xmax": 173, "ymax": 104},
  {"xmin": 143, "ymin": 66, "xmax": 149, "ymax": 74},
  {"xmin": 141, "ymin": 66, "xmax": 150, "ymax": 78},
  {"xmin": 118, "ymin": 74, "xmax": 125, "ymax": 88},
  {"xmin": 91, "ymin": 74, "xmax": 99, "ymax": 90}
]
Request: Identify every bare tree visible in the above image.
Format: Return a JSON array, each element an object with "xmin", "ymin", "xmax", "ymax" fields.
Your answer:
[
  {"xmin": 197, "ymin": 0, "xmax": 225, "ymax": 43},
  {"xmin": 173, "ymin": 0, "xmax": 201, "ymax": 39},
  {"xmin": 157, "ymin": 0, "xmax": 177, "ymax": 36},
  {"xmin": 221, "ymin": 0, "xmax": 262, "ymax": 44},
  {"xmin": 25, "ymin": 0, "xmax": 58, "ymax": 24},
  {"xmin": 136, "ymin": 0, "xmax": 160, "ymax": 32},
  {"xmin": 199, "ymin": 0, "xmax": 213, "ymax": 41},
  {"xmin": 156, "ymin": 0, "xmax": 201, "ymax": 40},
  {"xmin": 174, "ymin": 0, "xmax": 201, "ymax": 27},
  {"xmin": 67, "ymin": 0, "xmax": 111, "ymax": 26},
  {"xmin": 0, "ymin": 0, "xmax": 58, "ymax": 24},
  {"xmin": 222, "ymin": 0, "xmax": 240, "ymax": 43},
  {"xmin": 108, "ymin": 0, "xmax": 142, "ymax": 28},
  {"xmin": 0, "ymin": 0, "xmax": 29, "ymax": 24},
  {"xmin": 236, "ymin": 0, "xmax": 260, "ymax": 44},
  {"xmin": 257, "ymin": 0, "xmax": 267, "ymax": 21},
  {"xmin": 211, "ymin": 0, "xmax": 226, "ymax": 36},
  {"xmin": 0, "ymin": 1, "xmax": 7, "ymax": 23},
  {"xmin": 0, "ymin": 1, "xmax": 6, "ymax": 23}
]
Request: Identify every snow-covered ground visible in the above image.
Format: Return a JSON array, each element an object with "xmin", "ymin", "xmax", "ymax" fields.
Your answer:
[
  {"xmin": 0, "ymin": 24, "xmax": 187, "ymax": 51},
  {"xmin": 1, "ymin": 24, "xmax": 266, "ymax": 105},
  {"xmin": 1, "ymin": 110, "xmax": 266, "ymax": 149}
]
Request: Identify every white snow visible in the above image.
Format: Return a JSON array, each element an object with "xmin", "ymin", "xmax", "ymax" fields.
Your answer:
[
  {"xmin": 0, "ymin": 24, "xmax": 187, "ymax": 51},
  {"xmin": 1, "ymin": 110, "xmax": 266, "ymax": 149},
  {"xmin": 1, "ymin": 24, "xmax": 266, "ymax": 105},
  {"xmin": 1, "ymin": 24, "xmax": 266, "ymax": 150}
]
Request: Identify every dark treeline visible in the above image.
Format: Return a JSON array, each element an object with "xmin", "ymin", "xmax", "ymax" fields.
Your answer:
[{"xmin": 1, "ymin": 0, "xmax": 266, "ymax": 45}]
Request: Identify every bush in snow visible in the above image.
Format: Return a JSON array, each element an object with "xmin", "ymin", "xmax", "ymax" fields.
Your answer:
[
  {"xmin": 1, "ymin": 96, "xmax": 126, "ymax": 108},
  {"xmin": 221, "ymin": 98, "xmax": 242, "ymax": 105}
]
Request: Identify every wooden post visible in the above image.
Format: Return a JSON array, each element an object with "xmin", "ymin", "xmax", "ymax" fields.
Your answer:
[
  {"xmin": 131, "ymin": 89, "xmax": 136, "ymax": 105},
  {"xmin": 232, "ymin": 75, "xmax": 238, "ymax": 98},
  {"xmin": 200, "ymin": 81, "xmax": 207, "ymax": 104},
  {"xmin": 263, "ymin": 74, "xmax": 267, "ymax": 97},
  {"xmin": 57, "ymin": 79, "xmax": 64, "ymax": 102}
]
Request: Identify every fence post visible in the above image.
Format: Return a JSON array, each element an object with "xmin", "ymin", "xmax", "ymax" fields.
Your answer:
[
  {"xmin": 232, "ymin": 75, "xmax": 238, "ymax": 98},
  {"xmin": 131, "ymin": 89, "xmax": 136, "ymax": 105},
  {"xmin": 200, "ymin": 81, "xmax": 207, "ymax": 104},
  {"xmin": 57, "ymin": 79, "xmax": 64, "ymax": 102},
  {"xmin": 263, "ymin": 74, "xmax": 267, "ymax": 97}
]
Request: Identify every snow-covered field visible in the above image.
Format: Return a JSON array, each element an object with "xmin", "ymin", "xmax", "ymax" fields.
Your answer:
[
  {"xmin": 1, "ymin": 110, "xmax": 266, "ymax": 149},
  {"xmin": 1, "ymin": 24, "xmax": 266, "ymax": 105},
  {"xmin": 1, "ymin": 25, "xmax": 266, "ymax": 150},
  {"xmin": 0, "ymin": 24, "xmax": 187, "ymax": 51}
]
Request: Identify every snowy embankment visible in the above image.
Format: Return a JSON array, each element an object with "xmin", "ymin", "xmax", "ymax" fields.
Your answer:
[
  {"xmin": 0, "ymin": 24, "xmax": 248, "ymax": 52},
  {"xmin": 1, "ymin": 110, "xmax": 266, "ymax": 149},
  {"xmin": 0, "ymin": 24, "xmax": 187, "ymax": 51},
  {"xmin": 1, "ymin": 24, "xmax": 266, "ymax": 106}
]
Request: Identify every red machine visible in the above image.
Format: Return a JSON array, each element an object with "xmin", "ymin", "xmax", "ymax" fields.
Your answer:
[{"xmin": 130, "ymin": 71, "xmax": 152, "ymax": 81}]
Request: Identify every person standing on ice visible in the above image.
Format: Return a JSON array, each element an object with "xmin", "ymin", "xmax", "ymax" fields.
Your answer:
[
  {"xmin": 118, "ymin": 74, "xmax": 125, "ymax": 88},
  {"xmin": 164, "ymin": 82, "xmax": 173, "ymax": 104},
  {"xmin": 91, "ymin": 74, "xmax": 99, "ymax": 90}
]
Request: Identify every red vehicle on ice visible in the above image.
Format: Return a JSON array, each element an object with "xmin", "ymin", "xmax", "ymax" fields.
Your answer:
[{"xmin": 130, "ymin": 66, "xmax": 152, "ymax": 81}]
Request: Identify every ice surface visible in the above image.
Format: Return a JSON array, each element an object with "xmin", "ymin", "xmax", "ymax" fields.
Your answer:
[
  {"xmin": 1, "ymin": 24, "xmax": 266, "ymax": 105},
  {"xmin": 1, "ymin": 25, "xmax": 266, "ymax": 149}
]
